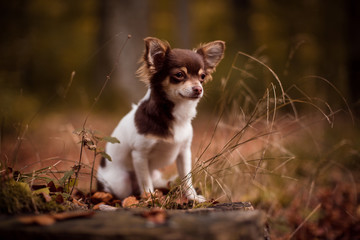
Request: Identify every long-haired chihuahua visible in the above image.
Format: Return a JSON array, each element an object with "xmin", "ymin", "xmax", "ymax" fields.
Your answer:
[{"xmin": 97, "ymin": 37, "xmax": 225, "ymax": 202}]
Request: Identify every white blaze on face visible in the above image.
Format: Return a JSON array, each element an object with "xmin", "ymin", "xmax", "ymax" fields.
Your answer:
[
  {"xmin": 162, "ymin": 67, "xmax": 204, "ymax": 101},
  {"xmin": 178, "ymin": 78, "xmax": 203, "ymax": 99}
]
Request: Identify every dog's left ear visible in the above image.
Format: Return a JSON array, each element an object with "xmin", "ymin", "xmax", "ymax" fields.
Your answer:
[{"xmin": 196, "ymin": 41, "xmax": 225, "ymax": 73}]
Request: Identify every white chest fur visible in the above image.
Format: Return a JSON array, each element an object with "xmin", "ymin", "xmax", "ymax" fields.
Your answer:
[
  {"xmin": 97, "ymin": 90, "xmax": 201, "ymax": 201},
  {"xmin": 134, "ymin": 101, "xmax": 195, "ymax": 170}
]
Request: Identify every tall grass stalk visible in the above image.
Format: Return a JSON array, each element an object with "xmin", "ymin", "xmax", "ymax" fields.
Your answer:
[
  {"xmin": 189, "ymin": 48, "xmax": 351, "ymax": 205},
  {"xmin": 288, "ymin": 203, "xmax": 322, "ymax": 239}
]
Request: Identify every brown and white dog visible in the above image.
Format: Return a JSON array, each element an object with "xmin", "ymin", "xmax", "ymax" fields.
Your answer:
[{"xmin": 97, "ymin": 37, "xmax": 225, "ymax": 202}]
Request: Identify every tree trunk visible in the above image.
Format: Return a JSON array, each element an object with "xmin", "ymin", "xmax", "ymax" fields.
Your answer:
[
  {"xmin": 346, "ymin": 0, "xmax": 360, "ymax": 115},
  {"xmin": 97, "ymin": 0, "xmax": 149, "ymax": 102}
]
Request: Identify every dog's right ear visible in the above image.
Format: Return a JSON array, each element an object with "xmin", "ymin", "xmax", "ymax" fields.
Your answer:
[
  {"xmin": 137, "ymin": 37, "xmax": 171, "ymax": 84},
  {"xmin": 144, "ymin": 37, "xmax": 170, "ymax": 71}
]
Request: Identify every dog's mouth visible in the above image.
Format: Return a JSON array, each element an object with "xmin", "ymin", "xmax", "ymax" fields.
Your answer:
[{"xmin": 179, "ymin": 93, "xmax": 202, "ymax": 100}]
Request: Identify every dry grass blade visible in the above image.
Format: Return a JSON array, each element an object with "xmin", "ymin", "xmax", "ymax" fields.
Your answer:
[
  {"xmin": 63, "ymin": 71, "xmax": 75, "ymax": 99},
  {"xmin": 235, "ymin": 51, "xmax": 286, "ymax": 103},
  {"xmin": 288, "ymin": 203, "xmax": 322, "ymax": 239},
  {"xmin": 302, "ymin": 75, "xmax": 354, "ymax": 124},
  {"xmin": 188, "ymin": 46, "xmax": 353, "ymax": 217},
  {"xmin": 254, "ymin": 83, "xmax": 277, "ymax": 179}
]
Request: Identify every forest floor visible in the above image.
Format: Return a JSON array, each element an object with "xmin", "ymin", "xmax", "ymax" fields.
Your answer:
[{"xmin": 1, "ymin": 112, "xmax": 360, "ymax": 239}]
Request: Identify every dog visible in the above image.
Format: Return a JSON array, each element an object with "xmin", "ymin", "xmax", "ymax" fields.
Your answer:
[{"xmin": 97, "ymin": 37, "xmax": 225, "ymax": 202}]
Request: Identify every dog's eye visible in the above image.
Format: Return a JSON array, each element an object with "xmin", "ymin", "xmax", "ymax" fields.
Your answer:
[
  {"xmin": 200, "ymin": 73, "xmax": 206, "ymax": 80},
  {"xmin": 175, "ymin": 72, "xmax": 185, "ymax": 79}
]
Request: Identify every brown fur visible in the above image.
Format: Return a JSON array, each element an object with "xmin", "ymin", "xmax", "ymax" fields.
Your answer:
[
  {"xmin": 135, "ymin": 85, "xmax": 175, "ymax": 138},
  {"xmin": 134, "ymin": 38, "xmax": 225, "ymax": 139}
]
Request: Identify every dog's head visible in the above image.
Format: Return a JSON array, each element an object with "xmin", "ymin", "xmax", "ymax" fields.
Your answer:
[{"xmin": 137, "ymin": 37, "xmax": 225, "ymax": 102}]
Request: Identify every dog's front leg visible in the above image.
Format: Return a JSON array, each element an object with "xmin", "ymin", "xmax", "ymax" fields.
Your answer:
[
  {"xmin": 176, "ymin": 146, "xmax": 206, "ymax": 202},
  {"xmin": 131, "ymin": 151, "xmax": 154, "ymax": 195}
]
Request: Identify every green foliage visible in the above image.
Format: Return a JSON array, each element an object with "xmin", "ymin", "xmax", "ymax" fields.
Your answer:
[
  {"xmin": 72, "ymin": 128, "xmax": 120, "ymax": 194},
  {"xmin": 102, "ymin": 136, "xmax": 121, "ymax": 144},
  {"xmin": 59, "ymin": 169, "xmax": 75, "ymax": 186},
  {"xmin": 100, "ymin": 152, "xmax": 113, "ymax": 162},
  {"xmin": 73, "ymin": 128, "xmax": 119, "ymax": 161}
]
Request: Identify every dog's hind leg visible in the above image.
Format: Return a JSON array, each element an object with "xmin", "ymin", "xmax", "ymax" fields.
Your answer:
[{"xmin": 97, "ymin": 168, "xmax": 133, "ymax": 199}]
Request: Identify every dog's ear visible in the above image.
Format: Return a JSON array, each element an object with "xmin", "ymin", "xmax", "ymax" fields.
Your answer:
[
  {"xmin": 196, "ymin": 41, "xmax": 225, "ymax": 73},
  {"xmin": 144, "ymin": 37, "xmax": 170, "ymax": 71}
]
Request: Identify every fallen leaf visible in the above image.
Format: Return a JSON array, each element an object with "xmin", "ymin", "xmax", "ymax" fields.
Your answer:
[
  {"xmin": 122, "ymin": 196, "xmax": 139, "ymax": 208},
  {"xmin": 55, "ymin": 194, "xmax": 64, "ymax": 204},
  {"xmin": 175, "ymin": 196, "xmax": 189, "ymax": 205},
  {"xmin": 93, "ymin": 202, "xmax": 105, "ymax": 210},
  {"xmin": 142, "ymin": 190, "xmax": 166, "ymax": 207},
  {"xmin": 91, "ymin": 192, "xmax": 113, "ymax": 204},
  {"xmin": 51, "ymin": 211, "xmax": 94, "ymax": 221},
  {"xmin": 72, "ymin": 198, "xmax": 86, "ymax": 207},
  {"xmin": 18, "ymin": 215, "xmax": 56, "ymax": 226},
  {"xmin": 56, "ymin": 186, "xmax": 64, "ymax": 192},
  {"xmin": 141, "ymin": 208, "xmax": 168, "ymax": 224},
  {"xmin": 17, "ymin": 211, "xmax": 94, "ymax": 226},
  {"xmin": 31, "ymin": 185, "xmax": 47, "ymax": 191},
  {"xmin": 47, "ymin": 181, "xmax": 57, "ymax": 192},
  {"xmin": 141, "ymin": 192, "xmax": 152, "ymax": 199},
  {"xmin": 32, "ymin": 187, "xmax": 50, "ymax": 195}
]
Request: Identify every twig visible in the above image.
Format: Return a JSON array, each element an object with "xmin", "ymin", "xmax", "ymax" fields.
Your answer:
[
  {"xmin": 82, "ymin": 34, "xmax": 131, "ymax": 128},
  {"xmin": 70, "ymin": 134, "xmax": 85, "ymax": 195},
  {"xmin": 71, "ymin": 34, "xmax": 131, "ymax": 196},
  {"xmin": 89, "ymin": 149, "xmax": 97, "ymax": 194}
]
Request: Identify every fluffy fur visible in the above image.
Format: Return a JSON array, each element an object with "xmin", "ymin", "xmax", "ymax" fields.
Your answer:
[{"xmin": 97, "ymin": 37, "xmax": 225, "ymax": 202}]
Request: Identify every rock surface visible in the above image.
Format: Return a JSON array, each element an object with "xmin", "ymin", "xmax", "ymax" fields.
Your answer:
[{"xmin": 0, "ymin": 202, "xmax": 268, "ymax": 240}]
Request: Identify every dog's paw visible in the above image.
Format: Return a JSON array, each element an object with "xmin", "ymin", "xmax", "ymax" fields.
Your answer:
[{"xmin": 187, "ymin": 194, "xmax": 206, "ymax": 203}]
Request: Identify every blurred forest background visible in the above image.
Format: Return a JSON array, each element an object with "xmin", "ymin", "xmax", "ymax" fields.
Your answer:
[
  {"xmin": 1, "ymin": 0, "xmax": 360, "ymax": 238},
  {"xmin": 1, "ymin": 0, "xmax": 359, "ymax": 125}
]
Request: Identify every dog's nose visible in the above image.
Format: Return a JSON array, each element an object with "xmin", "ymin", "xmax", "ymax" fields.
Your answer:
[{"xmin": 192, "ymin": 86, "xmax": 203, "ymax": 95}]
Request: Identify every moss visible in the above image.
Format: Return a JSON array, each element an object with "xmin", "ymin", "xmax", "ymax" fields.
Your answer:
[
  {"xmin": 0, "ymin": 180, "xmax": 34, "ymax": 214},
  {"xmin": 35, "ymin": 195, "xmax": 67, "ymax": 213},
  {"xmin": 0, "ymin": 179, "xmax": 68, "ymax": 214}
]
